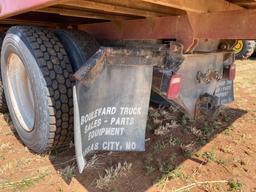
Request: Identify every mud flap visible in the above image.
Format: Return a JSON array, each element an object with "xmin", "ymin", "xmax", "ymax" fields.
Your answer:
[
  {"xmin": 73, "ymin": 47, "xmax": 155, "ymax": 172},
  {"xmin": 215, "ymin": 80, "xmax": 234, "ymax": 105}
]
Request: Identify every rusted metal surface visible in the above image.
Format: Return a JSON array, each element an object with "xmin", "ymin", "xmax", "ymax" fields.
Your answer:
[
  {"xmin": 195, "ymin": 94, "xmax": 219, "ymax": 120},
  {"xmin": 152, "ymin": 51, "xmax": 235, "ymax": 118},
  {"xmin": 73, "ymin": 48, "xmax": 106, "ymax": 85},
  {"xmin": 74, "ymin": 45, "xmax": 171, "ymax": 85},
  {"xmin": 197, "ymin": 70, "xmax": 222, "ymax": 84}
]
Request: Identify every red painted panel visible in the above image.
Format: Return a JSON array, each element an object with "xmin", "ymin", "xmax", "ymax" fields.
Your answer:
[
  {"xmin": 80, "ymin": 16, "xmax": 178, "ymax": 40},
  {"xmin": 80, "ymin": 9, "xmax": 256, "ymax": 50},
  {"xmin": 79, "ymin": 15, "xmax": 197, "ymax": 52},
  {"xmin": 197, "ymin": 10, "xmax": 256, "ymax": 40},
  {"xmin": 0, "ymin": 0, "xmax": 61, "ymax": 19}
]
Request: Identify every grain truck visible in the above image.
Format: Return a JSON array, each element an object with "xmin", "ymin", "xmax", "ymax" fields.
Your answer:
[{"xmin": 0, "ymin": 0, "xmax": 254, "ymax": 172}]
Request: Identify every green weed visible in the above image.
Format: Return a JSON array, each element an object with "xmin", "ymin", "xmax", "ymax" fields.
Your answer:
[{"xmin": 228, "ymin": 179, "xmax": 243, "ymax": 191}]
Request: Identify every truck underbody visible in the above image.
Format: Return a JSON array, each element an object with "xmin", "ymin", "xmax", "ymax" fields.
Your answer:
[{"xmin": 0, "ymin": 0, "xmax": 254, "ymax": 172}]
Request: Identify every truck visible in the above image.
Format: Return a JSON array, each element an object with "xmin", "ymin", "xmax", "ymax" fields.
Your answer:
[{"xmin": 0, "ymin": 0, "xmax": 253, "ymax": 172}]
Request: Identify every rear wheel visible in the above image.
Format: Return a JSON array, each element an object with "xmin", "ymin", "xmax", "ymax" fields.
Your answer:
[
  {"xmin": 55, "ymin": 29, "xmax": 100, "ymax": 71},
  {"xmin": 234, "ymin": 40, "xmax": 255, "ymax": 59},
  {"xmin": 1, "ymin": 26, "xmax": 74, "ymax": 152}
]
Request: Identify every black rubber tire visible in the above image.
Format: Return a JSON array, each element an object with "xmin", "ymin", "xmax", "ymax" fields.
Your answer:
[
  {"xmin": 55, "ymin": 29, "xmax": 100, "ymax": 71},
  {"xmin": 0, "ymin": 33, "xmax": 8, "ymax": 113},
  {"xmin": 235, "ymin": 40, "xmax": 256, "ymax": 59},
  {"xmin": 1, "ymin": 26, "xmax": 74, "ymax": 153}
]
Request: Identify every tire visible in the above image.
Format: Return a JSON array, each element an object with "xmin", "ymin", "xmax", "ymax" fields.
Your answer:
[
  {"xmin": 55, "ymin": 29, "xmax": 100, "ymax": 71},
  {"xmin": 234, "ymin": 40, "xmax": 256, "ymax": 59},
  {"xmin": 0, "ymin": 33, "xmax": 8, "ymax": 113},
  {"xmin": 1, "ymin": 26, "xmax": 74, "ymax": 153}
]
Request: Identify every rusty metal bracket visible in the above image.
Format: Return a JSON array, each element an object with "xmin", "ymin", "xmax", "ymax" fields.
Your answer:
[
  {"xmin": 197, "ymin": 70, "xmax": 222, "ymax": 84},
  {"xmin": 195, "ymin": 93, "xmax": 219, "ymax": 120}
]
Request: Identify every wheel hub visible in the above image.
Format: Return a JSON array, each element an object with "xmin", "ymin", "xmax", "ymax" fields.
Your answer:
[{"xmin": 7, "ymin": 53, "xmax": 35, "ymax": 132}]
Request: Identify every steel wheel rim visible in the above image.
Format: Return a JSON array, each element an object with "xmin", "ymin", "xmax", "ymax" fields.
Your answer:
[{"xmin": 7, "ymin": 53, "xmax": 35, "ymax": 132}]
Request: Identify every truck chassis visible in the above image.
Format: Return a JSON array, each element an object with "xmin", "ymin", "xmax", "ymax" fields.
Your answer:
[{"xmin": 0, "ymin": 0, "xmax": 254, "ymax": 172}]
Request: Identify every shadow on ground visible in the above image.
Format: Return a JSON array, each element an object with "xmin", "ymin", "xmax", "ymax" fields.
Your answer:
[{"xmin": 39, "ymin": 105, "xmax": 247, "ymax": 192}]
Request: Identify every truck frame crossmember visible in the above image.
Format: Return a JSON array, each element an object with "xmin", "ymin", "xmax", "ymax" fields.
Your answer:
[{"xmin": 79, "ymin": 10, "xmax": 256, "ymax": 52}]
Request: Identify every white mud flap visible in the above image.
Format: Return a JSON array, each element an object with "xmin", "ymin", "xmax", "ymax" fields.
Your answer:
[{"xmin": 73, "ymin": 47, "xmax": 162, "ymax": 172}]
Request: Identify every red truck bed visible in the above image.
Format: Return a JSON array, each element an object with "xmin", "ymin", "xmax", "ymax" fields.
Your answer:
[
  {"xmin": 0, "ymin": 0, "xmax": 253, "ymax": 26},
  {"xmin": 0, "ymin": 1, "xmax": 255, "ymax": 49}
]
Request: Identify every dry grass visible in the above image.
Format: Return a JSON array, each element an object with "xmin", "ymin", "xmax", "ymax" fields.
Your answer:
[
  {"xmin": 0, "ymin": 169, "xmax": 49, "ymax": 191},
  {"xmin": 154, "ymin": 120, "xmax": 180, "ymax": 136},
  {"xmin": 96, "ymin": 161, "xmax": 132, "ymax": 189},
  {"xmin": 0, "ymin": 157, "xmax": 42, "ymax": 174},
  {"xmin": 85, "ymin": 154, "xmax": 101, "ymax": 169}
]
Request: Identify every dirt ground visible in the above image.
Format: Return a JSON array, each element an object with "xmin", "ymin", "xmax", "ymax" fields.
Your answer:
[{"xmin": 0, "ymin": 59, "xmax": 256, "ymax": 192}]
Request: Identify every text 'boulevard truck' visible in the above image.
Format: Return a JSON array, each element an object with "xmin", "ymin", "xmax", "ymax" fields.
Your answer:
[{"xmin": 0, "ymin": 0, "xmax": 254, "ymax": 172}]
